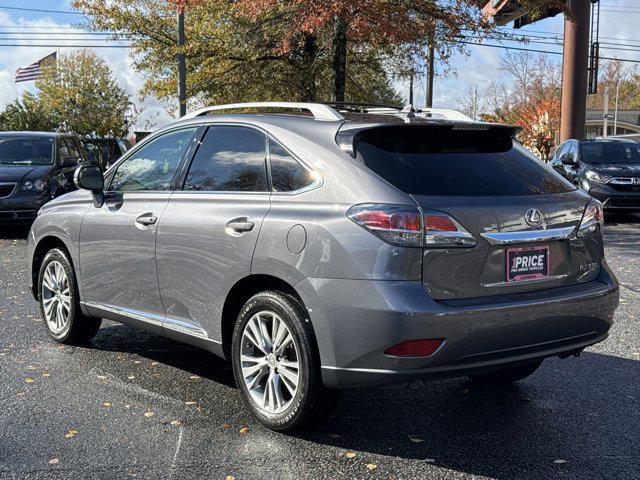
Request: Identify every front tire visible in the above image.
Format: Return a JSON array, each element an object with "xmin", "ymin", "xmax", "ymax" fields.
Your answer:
[
  {"xmin": 469, "ymin": 360, "xmax": 542, "ymax": 386},
  {"xmin": 231, "ymin": 291, "xmax": 339, "ymax": 431},
  {"xmin": 38, "ymin": 248, "xmax": 102, "ymax": 344}
]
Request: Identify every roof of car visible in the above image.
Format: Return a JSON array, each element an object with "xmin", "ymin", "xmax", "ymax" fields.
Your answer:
[
  {"xmin": 0, "ymin": 131, "xmax": 73, "ymax": 138},
  {"xmin": 580, "ymin": 137, "xmax": 638, "ymax": 144}
]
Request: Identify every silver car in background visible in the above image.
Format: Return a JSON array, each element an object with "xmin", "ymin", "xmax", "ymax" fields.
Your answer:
[{"xmin": 28, "ymin": 102, "xmax": 619, "ymax": 431}]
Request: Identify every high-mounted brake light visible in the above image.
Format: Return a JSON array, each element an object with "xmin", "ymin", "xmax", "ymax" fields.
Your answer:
[
  {"xmin": 384, "ymin": 339, "xmax": 445, "ymax": 357},
  {"xmin": 577, "ymin": 199, "xmax": 604, "ymax": 238},
  {"xmin": 347, "ymin": 204, "xmax": 476, "ymax": 248}
]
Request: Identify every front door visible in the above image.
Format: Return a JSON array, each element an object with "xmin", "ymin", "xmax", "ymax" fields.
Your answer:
[
  {"xmin": 156, "ymin": 125, "xmax": 271, "ymax": 343},
  {"xmin": 79, "ymin": 127, "xmax": 199, "ymax": 328}
]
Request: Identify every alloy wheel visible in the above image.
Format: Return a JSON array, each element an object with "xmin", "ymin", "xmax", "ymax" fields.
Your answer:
[
  {"xmin": 240, "ymin": 310, "xmax": 300, "ymax": 415},
  {"xmin": 41, "ymin": 261, "xmax": 71, "ymax": 334}
]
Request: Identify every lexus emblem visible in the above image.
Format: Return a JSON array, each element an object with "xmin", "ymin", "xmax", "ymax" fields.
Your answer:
[{"xmin": 525, "ymin": 208, "xmax": 543, "ymax": 227}]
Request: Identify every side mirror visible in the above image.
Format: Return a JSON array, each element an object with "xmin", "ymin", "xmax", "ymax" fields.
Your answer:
[
  {"xmin": 63, "ymin": 157, "xmax": 80, "ymax": 167},
  {"xmin": 74, "ymin": 165, "xmax": 105, "ymax": 207},
  {"xmin": 561, "ymin": 153, "xmax": 577, "ymax": 166}
]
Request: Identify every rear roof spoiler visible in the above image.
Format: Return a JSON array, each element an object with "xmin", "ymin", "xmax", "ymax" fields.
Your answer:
[{"xmin": 336, "ymin": 122, "xmax": 522, "ymax": 157}]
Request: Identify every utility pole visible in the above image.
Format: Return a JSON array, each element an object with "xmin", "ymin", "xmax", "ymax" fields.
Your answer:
[
  {"xmin": 472, "ymin": 86, "xmax": 479, "ymax": 121},
  {"xmin": 603, "ymin": 88, "xmax": 609, "ymax": 137},
  {"xmin": 177, "ymin": 9, "xmax": 187, "ymax": 118},
  {"xmin": 425, "ymin": 43, "xmax": 435, "ymax": 108},
  {"xmin": 409, "ymin": 68, "xmax": 414, "ymax": 105},
  {"xmin": 559, "ymin": 0, "xmax": 591, "ymax": 142}
]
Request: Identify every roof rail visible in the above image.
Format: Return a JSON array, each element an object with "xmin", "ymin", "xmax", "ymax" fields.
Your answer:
[
  {"xmin": 323, "ymin": 102, "xmax": 403, "ymax": 114},
  {"xmin": 181, "ymin": 102, "xmax": 345, "ymax": 121}
]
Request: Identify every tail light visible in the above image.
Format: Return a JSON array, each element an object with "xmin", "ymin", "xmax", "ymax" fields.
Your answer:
[
  {"xmin": 347, "ymin": 204, "xmax": 476, "ymax": 248},
  {"xmin": 577, "ymin": 199, "xmax": 603, "ymax": 238},
  {"xmin": 347, "ymin": 204, "xmax": 423, "ymax": 247},
  {"xmin": 424, "ymin": 210, "xmax": 476, "ymax": 248},
  {"xmin": 384, "ymin": 339, "xmax": 445, "ymax": 357}
]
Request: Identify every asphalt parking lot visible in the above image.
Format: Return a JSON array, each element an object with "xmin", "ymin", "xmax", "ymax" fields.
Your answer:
[{"xmin": 1, "ymin": 216, "xmax": 639, "ymax": 480}]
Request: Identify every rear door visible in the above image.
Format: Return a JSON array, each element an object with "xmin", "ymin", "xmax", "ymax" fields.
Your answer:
[
  {"xmin": 156, "ymin": 125, "xmax": 271, "ymax": 342},
  {"xmin": 353, "ymin": 125, "xmax": 602, "ymax": 301}
]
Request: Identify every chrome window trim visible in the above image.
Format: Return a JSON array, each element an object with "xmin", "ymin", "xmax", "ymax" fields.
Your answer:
[{"xmin": 480, "ymin": 226, "xmax": 575, "ymax": 246}]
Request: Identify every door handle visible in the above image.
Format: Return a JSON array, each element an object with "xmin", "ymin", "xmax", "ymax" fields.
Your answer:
[
  {"xmin": 136, "ymin": 214, "xmax": 158, "ymax": 226},
  {"xmin": 225, "ymin": 217, "xmax": 255, "ymax": 234}
]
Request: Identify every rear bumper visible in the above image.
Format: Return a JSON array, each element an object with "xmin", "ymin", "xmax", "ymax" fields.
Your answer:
[{"xmin": 297, "ymin": 264, "xmax": 619, "ymax": 388}]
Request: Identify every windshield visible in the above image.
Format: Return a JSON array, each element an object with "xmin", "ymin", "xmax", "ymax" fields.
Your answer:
[
  {"xmin": 0, "ymin": 137, "xmax": 54, "ymax": 166},
  {"xmin": 580, "ymin": 142, "xmax": 640, "ymax": 165}
]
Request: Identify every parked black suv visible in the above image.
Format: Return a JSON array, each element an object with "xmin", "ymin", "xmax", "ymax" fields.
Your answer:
[
  {"xmin": 0, "ymin": 132, "xmax": 87, "ymax": 222},
  {"xmin": 550, "ymin": 137, "xmax": 640, "ymax": 211}
]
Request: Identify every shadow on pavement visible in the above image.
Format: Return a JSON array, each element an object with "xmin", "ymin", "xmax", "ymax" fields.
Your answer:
[{"xmin": 86, "ymin": 322, "xmax": 639, "ymax": 478}]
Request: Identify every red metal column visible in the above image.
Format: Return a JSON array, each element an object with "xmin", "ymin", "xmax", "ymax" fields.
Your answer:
[{"xmin": 560, "ymin": 0, "xmax": 591, "ymax": 142}]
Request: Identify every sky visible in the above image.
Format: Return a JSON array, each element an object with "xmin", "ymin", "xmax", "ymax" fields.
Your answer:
[{"xmin": 0, "ymin": 1, "xmax": 639, "ymax": 132}]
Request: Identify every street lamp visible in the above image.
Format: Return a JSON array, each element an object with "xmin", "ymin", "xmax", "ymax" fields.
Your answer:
[{"xmin": 614, "ymin": 64, "xmax": 635, "ymax": 136}]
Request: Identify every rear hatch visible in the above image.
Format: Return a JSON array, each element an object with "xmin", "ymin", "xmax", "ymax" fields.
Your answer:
[{"xmin": 351, "ymin": 123, "xmax": 603, "ymax": 301}]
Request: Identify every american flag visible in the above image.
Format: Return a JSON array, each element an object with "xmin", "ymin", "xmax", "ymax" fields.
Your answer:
[{"xmin": 14, "ymin": 52, "xmax": 57, "ymax": 83}]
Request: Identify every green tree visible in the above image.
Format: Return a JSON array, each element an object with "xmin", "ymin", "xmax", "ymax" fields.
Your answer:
[
  {"xmin": 34, "ymin": 50, "xmax": 132, "ymax": 137},
  {"xmin": 0, "ymin": 92, "xmax": 56, "ymax": 132}
]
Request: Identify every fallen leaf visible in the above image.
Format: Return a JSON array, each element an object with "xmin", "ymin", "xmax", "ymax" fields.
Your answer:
[
  {"xmin": 144, "ymin": 411, "xmax": 154, "ymax": 417},
  {"xmin": 553, "ymin": 459, "xmax": 568, "ymax": 464},
  {"xmin": 185, "ymin": 401, "xmax": 197, "ymax": 405},
  {"xmin": 48, "ymin": 458, "xmax": 59, "ymax": 465},
  {"xmin": 239, "ymin": 427, "xmax": 249, "ymax": 434},
  {"xmin": 409, "ymin": 436, "xmax": 425, "ymax": 443},
  {"xmin": 96, "ymin": 375, "xmax": 107, "ymax": 380},
  {"xmin": 170, "ymin": 420, "xmax": 182, "ymax": 426},
  {"xmin": 42, "ymin": 372, "xmax": 51, "ymax": 377},
  {"xmin": 189, "ymin": 375, "xmax": 200, "ymax": 380},
  {"xmin": 127, "ymin": 375, "xmax": 135, "ymax": 380},
  {"xmin": 226, "ymin": 476, "xmax": 235, "ymax": 480},
  {"xmin": 222, "ymin": 424, "xmax": 231, "ymax": 429},
  {"xmin": 133, "ymin": 360, "xmax": 141, "ymax": 364},
  {"xmin": 25, "ymin": 378, "xmax": 35, "ymax": 383},
  {"xmin": 102, "ymin": 402, "xmax": 111, "ymax": 407},
  {"xmin": 366, "ymin": 464, "xmax": 377, "ymax": 471},
  {"xmin": 345, "ymin": 452, "xmax": 356, "ymax": 459},
  {"xmin": 151, "ymin": 362, "xmax": 158, "ymax": 366},
  {"xmin": 68, "ymin": 429, "xmax": 78, "ymax": 434}
]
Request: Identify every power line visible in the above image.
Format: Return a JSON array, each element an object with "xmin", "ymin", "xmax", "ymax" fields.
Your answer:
[
  {"xmin": 457, "ymin": 40, "xmax": 640, "ymax": 64},
  {"xmin": 0, "ymin": 5, "xmax": 83, "ymax": 15}
]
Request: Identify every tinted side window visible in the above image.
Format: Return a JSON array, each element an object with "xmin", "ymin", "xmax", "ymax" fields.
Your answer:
[
  {"xmin": 184, "ymin": 126, "xmax": 268, "ymax": 192},
  {"xmin": 269, "ymin": 139, "xmax": 315, "ymax": 192},
  {"xmin": 110, "ymin": 128, "xmax": 197, "ymax": 192}
]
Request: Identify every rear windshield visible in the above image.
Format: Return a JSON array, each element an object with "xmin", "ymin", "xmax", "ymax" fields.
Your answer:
[
  {"xmin": 0, "ymin": 137, "xmax": 54, "ymax": 166},
  {"xmin": 354, "ymin": 126, "xmax": 575, "ymax": 196},
  {"xmin": 580, "ymin": 141, "xmax": 640, "ymax": 164}
]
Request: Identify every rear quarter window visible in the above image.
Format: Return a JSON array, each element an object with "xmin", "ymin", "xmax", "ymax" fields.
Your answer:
[{"xmin": 354, "ymin": 126, "xmax": 575, "ymax": 196}]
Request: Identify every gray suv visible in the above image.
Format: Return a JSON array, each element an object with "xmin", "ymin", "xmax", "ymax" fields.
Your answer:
[{"xmin": 28, "ymin": 102, "xmax": 619, "ymax": 431}]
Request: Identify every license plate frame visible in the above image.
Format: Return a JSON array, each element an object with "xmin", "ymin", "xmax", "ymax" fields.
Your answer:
[{"xmin": 505, "ymin": 246, "xmax": 550, "ymax": 282}]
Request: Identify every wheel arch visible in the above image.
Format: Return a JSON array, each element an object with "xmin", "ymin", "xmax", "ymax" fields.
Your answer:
[
  {"xmin": 31, "ymin": 235, "xmax": 75, "ymax": 299},
  {"xmin": 220, "ymin": 274, "xmax": 308, "ymax": 360}
]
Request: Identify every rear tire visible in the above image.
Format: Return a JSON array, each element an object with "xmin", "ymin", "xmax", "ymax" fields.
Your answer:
[
  {"xmin": 468, "ymin": 360, "xmax": 542, "ymax": 386},
  {"xmin": 38, "ymin": 248, "xmax": 102, "ymax": 344},
  {"xmin": 231, "ymin": 290, "xmax": 340, "ymax": 431}
]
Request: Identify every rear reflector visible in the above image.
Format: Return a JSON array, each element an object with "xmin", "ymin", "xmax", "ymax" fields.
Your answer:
[{"xmin": 384, "ymin": 339, "xmax": 445, "ymax": 357}]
